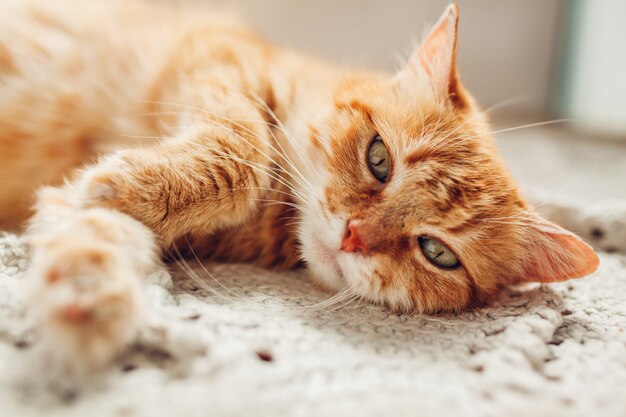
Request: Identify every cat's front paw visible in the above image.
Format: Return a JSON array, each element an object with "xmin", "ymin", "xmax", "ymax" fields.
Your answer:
[{"xmin": 27, "ymin": 235, "xmax": 143, "ymax": 373}]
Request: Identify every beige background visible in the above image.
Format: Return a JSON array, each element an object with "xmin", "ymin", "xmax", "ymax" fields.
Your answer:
[{"xmin": 207, "ymin": 0, "xmax": 563, "ymax": 117}]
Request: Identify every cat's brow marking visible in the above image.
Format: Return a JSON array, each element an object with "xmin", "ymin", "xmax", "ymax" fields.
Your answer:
[
  {"xmin": 404, "ymin": 146, "xmax": 437, "ymax": 165},
  {"xmin": 334, "ymin": 99, "xmax": 374, "ymax": 121}
]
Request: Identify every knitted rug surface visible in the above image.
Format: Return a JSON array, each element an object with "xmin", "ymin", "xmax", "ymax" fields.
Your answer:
[{"xmin": 0, "ymin": 232, "xmax": 625, "ymax": 417}]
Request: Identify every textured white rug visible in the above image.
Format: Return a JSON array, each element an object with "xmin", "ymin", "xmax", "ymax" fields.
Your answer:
[{"xmin": 0, "ymin": 228, "xmax": 625, "ymax": 417}]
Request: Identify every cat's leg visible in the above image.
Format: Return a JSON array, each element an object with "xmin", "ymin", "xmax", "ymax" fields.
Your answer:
[
  {"xmin": 80, "ymin": 124, "xmax": 273, "ymax": 244},
  {"xmin": 26, "ymin": 117, "xmax": 274, "ymax": 371}
]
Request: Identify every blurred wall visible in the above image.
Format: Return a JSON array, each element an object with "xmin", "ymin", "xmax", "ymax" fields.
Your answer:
[
  {"xmin": 561, "ymin": 0, "xmax": 626, "ymax": 135},
  {"xmin": 207, "ymin": 0, "xmax": 563, "ymax": 117}
]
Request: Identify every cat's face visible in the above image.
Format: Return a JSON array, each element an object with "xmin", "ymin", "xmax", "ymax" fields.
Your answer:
[{"xmin": 298, "ymin": 5, "xmax": 598, "ymax": 313}]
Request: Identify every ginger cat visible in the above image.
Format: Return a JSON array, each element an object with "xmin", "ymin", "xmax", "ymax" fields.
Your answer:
[{"xmin": 0, "ymin": 0, "xmax": 598, "ymax": 371}]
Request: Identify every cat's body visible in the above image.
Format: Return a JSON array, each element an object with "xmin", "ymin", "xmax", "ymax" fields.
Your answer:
[
  {"xmin": 0, "ymin": 0, "xmax": 598, "ymax": 372},
  {"xmin": 0, "ymin": 0, "xmax": 315, "ymax": 264}
]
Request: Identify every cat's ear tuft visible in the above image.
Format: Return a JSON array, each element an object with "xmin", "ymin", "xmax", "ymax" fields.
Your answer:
[
  {"xmin": 517, "ymin": 217, "xmax": 599, "ymax": 283},
  {"xmin": 396, "ymin": 4, "xmax": 470, "ymax": 109}
]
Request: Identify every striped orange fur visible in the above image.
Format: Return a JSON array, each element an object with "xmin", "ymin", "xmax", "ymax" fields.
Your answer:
[{"xmin": 0, "ymin": 1, "xmax": 598, "ymax": 371}]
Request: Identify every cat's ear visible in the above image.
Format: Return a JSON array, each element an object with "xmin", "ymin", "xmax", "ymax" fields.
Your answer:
[
  {"xmin": 516, "ymin": 216, "xmax": 599, "ymax": 283},
  {"xmin": 396, "ymin": 4, "xmax": 470, "ymax": 109}
]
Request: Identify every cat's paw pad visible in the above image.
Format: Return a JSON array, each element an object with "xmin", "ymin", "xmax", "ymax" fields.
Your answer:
[{"xmin": 28, "ymin": 240, "xmax": 142, "ymax": 372}]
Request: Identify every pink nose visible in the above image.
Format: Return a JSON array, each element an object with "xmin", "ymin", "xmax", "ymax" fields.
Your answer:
[{"xmin": 341, "ymin": 220, "xmax": 369, "ymax": 254}]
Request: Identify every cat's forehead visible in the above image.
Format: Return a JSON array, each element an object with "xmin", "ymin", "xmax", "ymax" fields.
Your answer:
[{"xmin": 333, "ymin": 78, "xmax": 466, "ymax": 140}]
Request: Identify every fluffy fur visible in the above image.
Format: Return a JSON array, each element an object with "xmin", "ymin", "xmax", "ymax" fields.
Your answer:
[{"xmin": 0, "ymin": 0, "xmax": 598, "ymax": 371}]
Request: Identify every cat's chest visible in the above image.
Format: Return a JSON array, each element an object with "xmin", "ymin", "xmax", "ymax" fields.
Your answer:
[{"xmin": 175, "ymin": 189, "xmax": 303, "ymax": 270}]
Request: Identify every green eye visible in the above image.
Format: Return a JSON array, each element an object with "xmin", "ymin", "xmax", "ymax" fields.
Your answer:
[
  {"xmin": 418, "ymin": 237, "xmax": 461, "ymax": 269},
  {"xmin": 367, "ymin": 135, "xmax": 391, "ymax": 183}
]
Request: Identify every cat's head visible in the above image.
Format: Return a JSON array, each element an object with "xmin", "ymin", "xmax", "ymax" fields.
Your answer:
[{"xmin": 298, "ymin": 4, "xmax": 598, "ymax": 312}]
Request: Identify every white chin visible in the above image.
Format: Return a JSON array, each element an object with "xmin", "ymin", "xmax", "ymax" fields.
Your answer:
[
  {"xmin": 298, "ymin": 220, "xmax": 345, "ymax": 291},
  {"xmin": 304, "ymin": 237, "xmax": 346, "ymax": 292},
  {"xmin": 298, "ymin": 204, "xmax": 350, "ymax": 292}
]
